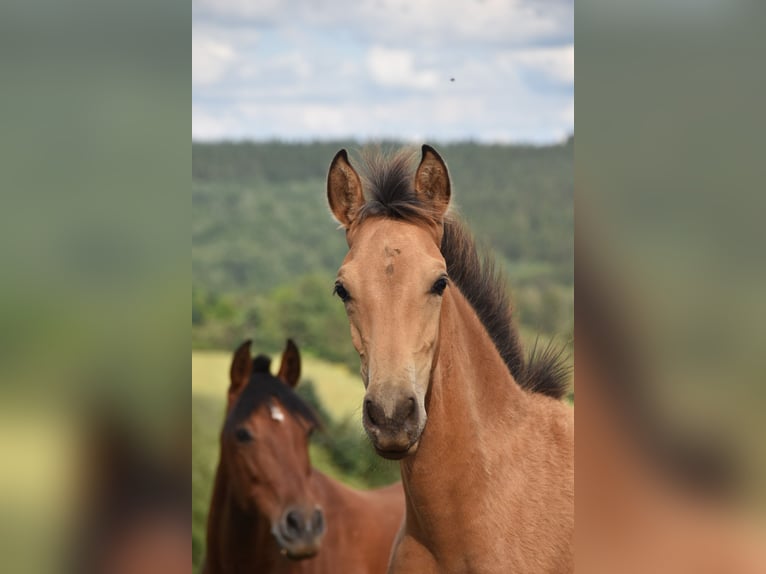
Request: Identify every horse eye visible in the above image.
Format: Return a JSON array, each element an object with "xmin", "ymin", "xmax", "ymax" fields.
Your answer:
[
  {"xmin": 431, "ymin": 276, "xmax": 448, "ymax": 296},
  {"xmin": 235, "ymin": 427, "xmax": 253, "ymax": 443},
  {"xmin": 333, "ymin": 281, "xmax": 351, "ymax": 302}
]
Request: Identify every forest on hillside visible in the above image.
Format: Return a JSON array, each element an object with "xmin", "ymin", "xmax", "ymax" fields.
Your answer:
[{"xmin": 192, "ymin": 138, "xmax": 573, "ymax": 367}]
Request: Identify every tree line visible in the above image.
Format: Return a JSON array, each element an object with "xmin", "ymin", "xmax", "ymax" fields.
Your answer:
[{"xmin": 193, "ymin": 139, "xmax": 573, "ymax": 364}]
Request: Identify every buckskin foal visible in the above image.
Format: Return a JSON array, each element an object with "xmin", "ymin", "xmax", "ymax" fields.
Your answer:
[{"xmin": 326, "ymin": 146, "xmax": 574, "ymax": 573}]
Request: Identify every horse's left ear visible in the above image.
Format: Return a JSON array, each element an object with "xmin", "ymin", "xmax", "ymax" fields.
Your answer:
[
  {"xmin": 414, "ymin": 144, "xmax": 451, "ymax": 218},
  {"xmin": 277, "ymin": 339, "xmax": 301, "ymax": 388}
]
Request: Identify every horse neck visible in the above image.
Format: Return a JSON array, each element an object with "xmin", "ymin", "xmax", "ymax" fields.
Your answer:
[
  {"xmin": 306, "ymin": 469, "xmax": 336, "ymax": 504},
  {"xmin": 203, "ymin": 460, "xmax": 281, "ymax": 574},
  {"xmin": 429, "ymin": 286, "xmax": 527, "ymax": 447},
  {"xmin": 400, "ymin": 287, "xmax": 530, "ymax": 533}
]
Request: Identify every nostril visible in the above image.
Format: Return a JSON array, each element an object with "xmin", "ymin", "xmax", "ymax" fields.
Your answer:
[
  {"xmin": 394, "ymin": 396, "xmax": 417, "ymax": 424},
  {"xmin": 285, "ymin": 510, "xmax": 302, "ymax": 536},
  {"xmin": 364, "ymin": 398, "xmax": 380, "ymax": 426}
]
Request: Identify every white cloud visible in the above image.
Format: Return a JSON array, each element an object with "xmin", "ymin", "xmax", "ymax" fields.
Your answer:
[
  {"xmin": 196, "ymin": 0, "xmax": 572, "ymax": 46},
  {"xmin": 563, "ymin": 100, "xmax": 574, "ymax": 125},
  {"xmin": 192, "ymin": 36, "xmax": 236, "ymax": 87},
  {"xmin": 301, "ymin": 105, "xmax": 346, "ymax": 132},
  {"xmin": 367, "ymin": 47, "xmax": 439, "ymax": 90},
  {"xmin": 194, "ymin": 0, "xmax": 285, "ymax": 22},
  {"xmin": 353, "ymin": 0, "xmax": 569, "ymax": 46},
  {"xmin": 192, "ymin": 105, "xmax": 232, "ymax": 140},
  {"xmin": 508, "ymin": 45, "xmax": 574, "ymax": 85},
  {"xmin": 263, "ymin": 52, "xmax": 312, "ymax": 80}
]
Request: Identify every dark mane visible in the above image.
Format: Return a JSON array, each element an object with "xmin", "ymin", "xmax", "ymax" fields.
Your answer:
[
  {"xmin": 356, "ymin": 149, "xmax": 441, "ymax": 225},
  {"xmin": 353, "ymin": 149, "xmax": 570, "ymax": 399},
  {"xmin": 225, "ymin": 355, "xmax": 320, "ymax": 430},
  {"xmin": 441, "ymin": 219, "xmax": 570, "ymax": 398}
]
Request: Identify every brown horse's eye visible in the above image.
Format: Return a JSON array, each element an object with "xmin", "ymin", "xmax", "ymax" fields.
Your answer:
[
  {"xmin": 235, "ymin": 427, "xmax": 253, "ymax": 443},
  {"xmin": 431, "ymin": 276, "xmax": 448, "ymax": 296},
  {"xmin": 333, "ymin": 281, "xmax": 351, "ymax": 302}
]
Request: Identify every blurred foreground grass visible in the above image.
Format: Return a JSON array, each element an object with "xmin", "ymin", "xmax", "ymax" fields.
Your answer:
[{"xmin": 192, "ymin": 350, "xmax": 365, "ymax": 419}]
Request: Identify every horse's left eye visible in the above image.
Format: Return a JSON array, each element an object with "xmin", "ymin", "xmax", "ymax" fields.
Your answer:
[
  {"xmin": 430, "ymin": 276, "xmax": 448, "ymax": 296},
  {"xmin": 235, "ymin": 427, "xmax": 253, "ymax": 443}
]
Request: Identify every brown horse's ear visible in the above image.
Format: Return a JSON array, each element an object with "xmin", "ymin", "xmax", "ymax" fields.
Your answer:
[
  {"xmin": 414, "ymin": 144, "xmax": 451, "ymax": 218},
  {"xmin": 327, "ymin": 149, "xmax": 365, "ymax": 228},
  {"xmin": 277, "ymin": 339, "xmax": 301, "ymax": 388},
  {"xmin": 228, "ymin": 339, "xmax": 253, "ymax": 407}
]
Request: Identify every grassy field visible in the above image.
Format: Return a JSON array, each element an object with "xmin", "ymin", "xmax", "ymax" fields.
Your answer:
[{"xmin": 192, "ymin": 349, "xmax": 366, "ymax": 420}]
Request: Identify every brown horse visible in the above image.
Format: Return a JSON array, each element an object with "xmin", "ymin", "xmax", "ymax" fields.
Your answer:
[
  {"xmin": 326, "ymin": 146, "xmax": 574, "ymax": 573},
  {"xmin": 203, "ymin": 339, "xmax": 405, "ymax": 574}
]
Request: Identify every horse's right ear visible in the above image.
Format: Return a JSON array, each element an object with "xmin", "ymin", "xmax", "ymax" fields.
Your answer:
[
  {"xmin": 327, "ymin": 149, "xmax": 364, "ymax": 228},
  {"xmin": 228, "ymin": 339, "xmax": 252, "ymax": 407}
]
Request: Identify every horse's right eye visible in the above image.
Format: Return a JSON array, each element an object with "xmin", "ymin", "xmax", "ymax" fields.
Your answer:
[
  {"xmin": 235, "ymin": 427, "xmax": 252, "ymax": 443},
  {"xmin": 333, "ymin": 281, "xmax": 351, "ymax": 302}
]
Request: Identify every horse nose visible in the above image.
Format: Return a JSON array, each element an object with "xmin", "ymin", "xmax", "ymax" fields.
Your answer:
[
  {"xmin": 311, "ymin": 508, "xmax": 325, "ymax": 535},
  {"xmin": 275, "ymin": 506, "xmax": 325, "ymax": 559},
  {"xmin": 281, "ymin": 506, "xmax": 325, "ymax": 540},
  {"xmin": 364, "ymin": 393, "xmax": 418, "ymax": 432}
]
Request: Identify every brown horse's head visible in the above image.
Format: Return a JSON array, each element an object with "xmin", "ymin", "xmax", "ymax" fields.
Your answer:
[
  {"xmin": 327, "ymin": 146, "xmax": 451, "ymax": 460},
  {"xmin": 222, "ymin": 339, "xmax": 325, "ymax": 559}
]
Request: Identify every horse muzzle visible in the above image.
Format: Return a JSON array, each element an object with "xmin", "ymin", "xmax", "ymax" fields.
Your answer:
[
  {"xmin": 363, "ymin": 391, "xmax": 425, "ymax": 459},
  {"xmin": 272, "ymin": 506, "xmax": 325, "ymax": 560}
]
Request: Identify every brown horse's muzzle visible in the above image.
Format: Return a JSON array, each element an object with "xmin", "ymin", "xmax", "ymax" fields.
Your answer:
[{"xmin": 272, "ymin": 505, "xmax": 325, "ymax": 560}]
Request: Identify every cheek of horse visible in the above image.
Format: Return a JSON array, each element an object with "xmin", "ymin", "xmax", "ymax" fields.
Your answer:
[
  {"xmin": 410, "ymin": 378, "xmax": 430, "ymax": 422},
  {"xmin": 249, "ymin": 482, "xmax": 282, "ymax": 522},
  {"xmin": 348, "ymin": 321, "xmax": 371, "ymax": 387},
  {"xmin": 228, "ymin": 456, "xmax": 262, "ymax": 513},
  {"xmin": 348, "ymin": 319, "xmax": 364, "ymax": 354}
]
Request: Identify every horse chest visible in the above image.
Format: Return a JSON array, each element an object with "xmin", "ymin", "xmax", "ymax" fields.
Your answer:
[{"xmin": 392, "ymin": 531, "xmax": 512, "ymax": 574}]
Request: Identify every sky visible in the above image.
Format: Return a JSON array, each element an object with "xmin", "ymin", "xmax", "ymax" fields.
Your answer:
[{"xmin": 192, "ymin": 0, "xmax": 573, "ymax": 143}]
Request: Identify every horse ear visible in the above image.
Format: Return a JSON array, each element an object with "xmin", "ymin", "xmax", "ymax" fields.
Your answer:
[
  {"xmin": 414, "ymin": 144, "xmax": 451, "ymax": 218},
  {"xmin": 228, "ymin": 340, "xmax": 252, "ymax": 407},
  {"xmin": 327, "ymin": 149, "xmax": 365, "ymax": 228},
  {"xmin": 277, "ymin": 339, "xmax": 301, "ymax": 388}
]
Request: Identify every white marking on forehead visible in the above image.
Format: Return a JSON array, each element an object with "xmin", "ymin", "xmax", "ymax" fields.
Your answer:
[{"xmin": 269, "ymin": 403, "xmax": 285, "ymax": 422}]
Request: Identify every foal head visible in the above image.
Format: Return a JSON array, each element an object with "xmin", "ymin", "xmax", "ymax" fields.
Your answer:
[
  {"xmin": 327, "ymin": 146, "xmax": 452, "ymax": 459},
  {"xmin": 222, "ymin": 339, "xmax": 324, "ymax": 559}
]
